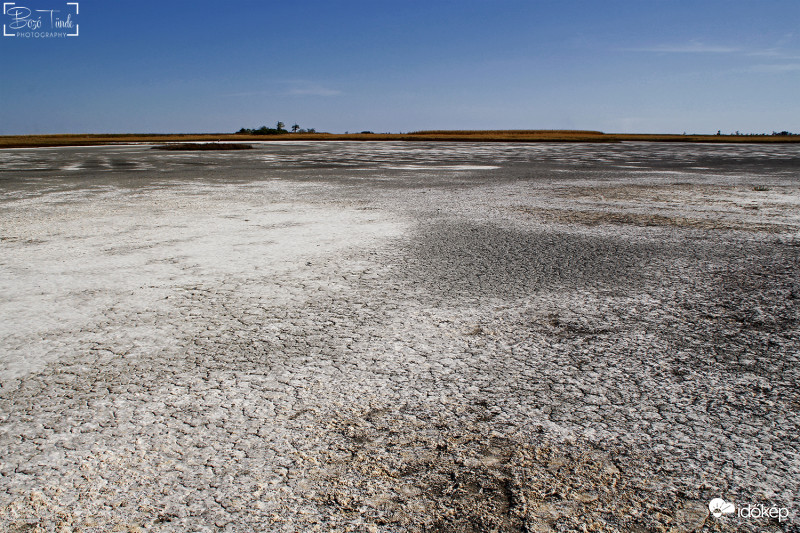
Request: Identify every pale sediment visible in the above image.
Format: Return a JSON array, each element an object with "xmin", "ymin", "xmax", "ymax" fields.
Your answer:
[{"xmin": 0, "ymin": 142, "xmax": 798, "ymax": 532}]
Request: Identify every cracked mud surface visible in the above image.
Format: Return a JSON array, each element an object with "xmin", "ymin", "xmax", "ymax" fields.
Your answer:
[{"xmin": 1, "ymin": 142, "xmax": 799, "ymax": 532}]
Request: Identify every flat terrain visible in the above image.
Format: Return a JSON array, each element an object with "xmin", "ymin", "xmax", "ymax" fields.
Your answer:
[
  {"xmin": 2, "ymin": 131, "xmax": 800, "ymax": 148},
  {"xmin": 0, "ymin": 142, "xmax": 798, "ymax": 532}
]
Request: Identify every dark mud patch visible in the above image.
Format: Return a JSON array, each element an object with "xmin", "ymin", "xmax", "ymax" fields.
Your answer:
[
  {"xmin": 152, "ymin": 143, "xmax": 253, "ymax": 151},
  {"xmin": 399, "ymin": 221, "xmax": 659, "ymax": 301},
  {"xmin": 516, "ymin": 207, "xmax": 792, "ymax": 233}
]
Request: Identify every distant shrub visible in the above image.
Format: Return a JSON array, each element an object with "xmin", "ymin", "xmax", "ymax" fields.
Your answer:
[{"xmin": 235, "ymin": 122, "xmax": 290, "ymax": 135}]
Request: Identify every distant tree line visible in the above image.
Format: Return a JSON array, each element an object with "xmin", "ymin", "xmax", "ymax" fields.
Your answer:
[
  {"xmin": 713, "ymin": 130, "xmax": 797, "ymax": 136},
  {"xmin": 236, "ymin": 122, "xmax": 316, "ymax": 135}
]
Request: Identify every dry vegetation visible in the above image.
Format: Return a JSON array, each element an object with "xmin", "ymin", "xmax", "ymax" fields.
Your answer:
[
  {"xmin": 410, "ymin": 129, "xmax": 606, "ymax": 135},
  {"xmin": 2, "ymin": 131, "xmax": 800, "ymax": 148}
]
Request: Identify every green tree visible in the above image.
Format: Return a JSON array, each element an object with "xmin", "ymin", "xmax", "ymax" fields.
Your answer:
[{"xmin": 291, "ymin": 123, "xmax": 299, "ymax": 133}]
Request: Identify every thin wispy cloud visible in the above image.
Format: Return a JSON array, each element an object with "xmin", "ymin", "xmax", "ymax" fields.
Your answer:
[
  {"xmin": 747, "ymin": 48, "xmax": 782, "ymax": 57},
  {"xmin": 745, "ymin": 63, "xmax": 800, "ymax": 73},
  {"xmin": 745, "ymin": 49, "xmax": 800, "ymax": 61},
  {"xmin": 224, "ymin": 90, "xmax": 273, "ymax": 97},
  {"xmin": 742, "ymin": 33, "xmax": 799, "ymax": 59},
  {"xmin": 627, "ymin": 37, "xmax": 800, "ymax": 60},
  {"xmin": 281, "ymin": 79, "xmax": 342, "ymax": 97},
  {"xmin": 223, "ymin": 81, "xmax": 343, "ymax": 98},
  {"xmin": 286, "ymin": 86, "xmax": 342, "ymax": 97},
  {"xmin": 625, "ymin": 40, "xmax": 800, "ymax": 75},
  {"xmin": 624, "ymin": 42, "xmax": 740, "ymax": 53}
]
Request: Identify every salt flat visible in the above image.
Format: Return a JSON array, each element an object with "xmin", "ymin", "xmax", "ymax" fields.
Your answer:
[{"xmin": 1, "ymin": 142, "xmax": 798, "ymax": 532}]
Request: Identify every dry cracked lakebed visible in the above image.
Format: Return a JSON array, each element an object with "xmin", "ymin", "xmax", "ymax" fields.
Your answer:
[{"xmin": 1, "ymin": 142, "xmax": 798, "ymax": 532}]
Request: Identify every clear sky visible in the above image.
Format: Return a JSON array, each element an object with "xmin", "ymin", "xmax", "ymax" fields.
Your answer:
[{"xmin": 1, "ymin": 0, "xmax": 798, "ymax": 134}]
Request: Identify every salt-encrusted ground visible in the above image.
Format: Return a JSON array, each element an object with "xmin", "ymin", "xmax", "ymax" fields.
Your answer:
[{"xmin": 1, "ymin": 142, "xmax": 798, "ymax": 532}]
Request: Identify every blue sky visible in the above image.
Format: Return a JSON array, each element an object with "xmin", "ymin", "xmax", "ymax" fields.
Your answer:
[{"xmin": 1, "ymin": 0, "xmax": 798, "ymax": 134}]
